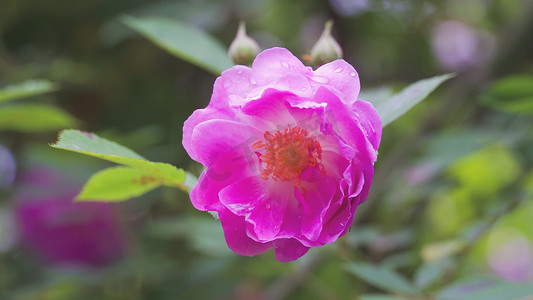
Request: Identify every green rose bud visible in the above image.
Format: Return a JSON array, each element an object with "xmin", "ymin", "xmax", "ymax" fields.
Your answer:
[
  {"xmin": 228, "ymin": 21, "xmax": 261, "ymax": 66},
  {"xmin": 309, "ymin": 20, "xmax": 343, "ymax": 65}
]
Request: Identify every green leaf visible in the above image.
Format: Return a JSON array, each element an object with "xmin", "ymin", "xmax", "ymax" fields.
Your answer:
[
  {"xmin": 51, "ymin": 129, "xmax": 188, "ymax": 192},
  {"xmin": 345, "ymin": 262, "xmax": 420, "ymax": 295},
  {"xmin": 480, "ymin": 75, "xmax": 533, "ymax": 114},
  {"xmin": 76, "ymin": 166, "xmax": 168, "ymax": 202},
  {"xmin": 414, "ymin": 259, "xmax": 454, "ymax": 289},
  {"xmin": 147, "ymin": 217, "xmax": 232, "ymax": 257},
  {"xmin": 377, "ymin": 74, "xmax": 454, "ymax": 127},
  {"xmin": 436, "ymin": 277, "xmax": 533, "ymax": 300},
  {"xmin": 359, "ymin": 86, "xmax": 395, "ymax": 108},
  {"xmin": 0, "ymin": 79, "xmax": 59, "ymax": 103},
  {"xmin": 0, "ymin": 104, "xmax": 77, "ymax": 132},
  {"xmin": 121, "ymin": 15, "xmax": 233, "ymax": 75}
]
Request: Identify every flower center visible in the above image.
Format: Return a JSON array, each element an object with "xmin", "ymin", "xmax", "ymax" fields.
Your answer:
[{"xmin": 252, "ymin": 126, "xmax": 324, "ymax": 186}]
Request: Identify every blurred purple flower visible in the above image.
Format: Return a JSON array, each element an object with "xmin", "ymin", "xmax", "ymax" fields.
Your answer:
[
  {"xmin": 14, "ymin": 167, "xmax": 127, "ymax": 268},
  {"xmin": 488, "ymin": 235, "xmax": 533, "ymax": 282},
  {"xmin": 15, "ymin": 196, "xmax": 127, "ymax": 267},
  {"xmin": 328, "ymin": 0, "xmax": 370, "ymax": 17},
  {"xmin": 183, "ymin": 47, "xmax": 381, "ymax": 261},
  {"xmin": 431, "ymin": 20, "xmax": 495, "ymax": 72}
]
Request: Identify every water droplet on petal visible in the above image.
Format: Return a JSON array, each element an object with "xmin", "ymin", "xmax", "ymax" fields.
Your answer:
[
  {"xmin": 350, "ymin": 72, "xmax": 357, "ymax": 77},
  {"xmin": 281, "ymin": 62, "xmax": 289, "ymax": 69},
  {"xmin": 250, "ymin": 78, "xmax": 257, "ymax": 85},
  {"xmin": 223, "ymin": 80, "xmax": 232, "ymax": 88},
  {"xmin": 265, "ymin": 204, "xmax": 271, "ymax": 209},
  {"xmin": 312, "ymin": 76, "xmax": 329, "ymax": 84},
  {"xmin": 333, "ymin": 67, "xmax": 343, "ymax": 73},
  {"xmin": 237, "ymin": 69, "xmax": 243, "ymax": 75}
]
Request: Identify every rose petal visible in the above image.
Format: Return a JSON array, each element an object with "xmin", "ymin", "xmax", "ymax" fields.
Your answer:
[
  {"xmin": 191, "ymin": 161, "xmax": 254, "ymax": 211},
  {"xmin": 219, "ymin": 209, "xmax": 271, "ymax": 256},
  {"xmin": 295, "ymin": 178, "xmax": 336, "ymax": 241},
  {"xmin": 219, "ymin": 176, "xmax": 265, "ymax": 215},
  {"xmin": 220, "ymin": 177, "xmax": 291, "ymax": 241},
  {"xmin": 189, "ymin": 119, "xmax": 261, "ymax": 166},
  {"xmin": 353, "ymin": 100, "xmax": 382, "ymax": 151},
  {"xmin": 242, "ymin": 89, "xmax": 297, "ymax": 128},
  {"xmin": 212, "ymin": 65, "xmax": 255, "ymax": 107},
  {"xmin": 313, "ymin": 59, "xmax": 360, "ymax": 105},
  {"xmin": 316, "ymin": 86, "xmax": 377, "ymax": 162},
  {"xmin": 273, "ymin": 238, "xmax": 310, "ymax": 262},
  {"xmin": 183, "ymin": 107, "xmax": 236, "ymax": 162},
  {"xmin": 252, "ymin": 47, "xmax": 311, "ymax": 83}
]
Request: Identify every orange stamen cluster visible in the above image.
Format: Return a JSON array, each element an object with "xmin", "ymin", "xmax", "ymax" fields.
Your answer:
[{"xmin": 252, "ymin": 126, "xmax": 325, "ymax": 186}]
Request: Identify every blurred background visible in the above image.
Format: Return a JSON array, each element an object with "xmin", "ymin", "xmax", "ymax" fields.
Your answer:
[{"xmin": 1, "ymin": 0, "xmax": 532, "ymax": 299}]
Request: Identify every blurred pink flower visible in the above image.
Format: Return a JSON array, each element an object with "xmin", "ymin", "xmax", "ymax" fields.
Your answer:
[
  {"xmin": 488, "ymin": 235, "xmax": 533, "ymax": 282},
  {"xmin": 183, "ymin": 47, "xmax": 381, "ymax": 261},
  {"xmin": 14, "ymin": 167, "xmax": 127, "ymax": 268},
  {"xmin": 431, "ymin": 20, "xmax": 495, "ymax": 72},
  {"xmin": 15, "ymin": 196, "xmax": 127, "ymax": 268}
]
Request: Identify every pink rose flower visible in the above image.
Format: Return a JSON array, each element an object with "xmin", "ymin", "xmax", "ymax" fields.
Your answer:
[{"xmin": 182, "ymin": 47, "xmax": 381, "ymax": 261}]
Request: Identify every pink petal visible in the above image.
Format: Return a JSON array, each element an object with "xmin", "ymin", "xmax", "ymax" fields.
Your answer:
[
  {"xmin": 296, "ymin": 176, "xmax": 336, "ymax": 241},
  {"xmin": 189, "ymin": 119, "xmax": 261, "ymax": 166},
  {"xmin": 268, "ymin": 73, "xmax": 314, "ymax": 99},
  {"xmin": 219, "ymin": 209, "xmax": 271, "ymax": 256},
  {"xmin": 219, "ymin": 176, "xmax": 265, "ymax": 216},
  {"xmin": 295, "ymin": 149, "xmax": 350, "ymax": 241},
  {"xmin": 212, "ymin": 65, "xmax": 255, "ymax": 107},
  {"xmin": 251, "ymin": 48, "xmax": 310, "ymax": 83},
  {"xmin": 190, "ymin": 160, "xmax": 254, "ymax": 211},
  {"xmin": 352, "ymin": 100, "xmax": 382, "ymax": 152},
  {"xmin": 313, "ymin": 59, "xmax": 360, "ymax": 105},
  {"xmin": 242, "ymin": 89, "xmax": 296, "ymax": 128},
  {"xmin": 247, "ymin": 182, "xmax": 292, "ymax": 241},
  {"xmin": 316, "ymin": 86, "xmax": 377, "ymax": 162},
  {"xmin": 220, "ymin": 177, "xmax": 290, "ymax": 241},
  {"xmin": 273, "ymin": 238, "xmax": 310, "ymax": 262},
  {"xmin": 183, "ymin": 107, "xmax": 236, "ymax": 162},
  {"xmin": 319, "ymin": 189, "xmax": 352, "ymax": 243}
]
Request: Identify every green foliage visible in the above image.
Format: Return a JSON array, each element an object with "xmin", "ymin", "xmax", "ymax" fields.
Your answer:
[
  {"xmin": 0, "ymin": 80, "xmax": 58, "ymax": 103},
  {"xmin": 436, "ymin": 277, "xmax": 533, "ymax": 300},
  {"xmin": 0, "ymin": 104, "xmax": 77, "ymax": 132},
  {"xmin": 147, "ymin": 217, "xmax": 232, "ymax": 257},
  {"xmin": 345, "ymin": 262, "xmax": 421, "ymax": 295},
  {"xmin": 121, "ymin": 15, "xmax": 233, "ymax": 75},
  {"xmin": 480, "ymin": 75, "xmax": 533, "ymax": 114},
  {"xmin": 448, "ymin": 144, "xmax": 521, "ymax": 198},
  {"xmin": 359, "ymin": 295, "xmax": 411, "ymax": 300},
  {"xmin": 51, "ymin": 130, "xmax": 189, "ymax": 200},
  {"xmin": 76, "ymin": 166, "xmax": 168, "ymax": 202},
  {"xmin": 359, "ymin": 86, "xmax": 395, "ymax": 108},
  {"xmin": 376, "ymin": 74, "xmax": 454, "ymax": 127},
  {"xmin": 525, "ymin": 169, "xmax": 533, "ymax": 195},
  {"xmin": 414, "ymin": 259, "xmax": 455, "ymax": 290},
  {"xmin": 51, "ymin": 129, "xmax": 145, "ymax": 160},
  {"xmin": 0, "ymin": 79, "xmax": 77, "ymax": 133}
]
